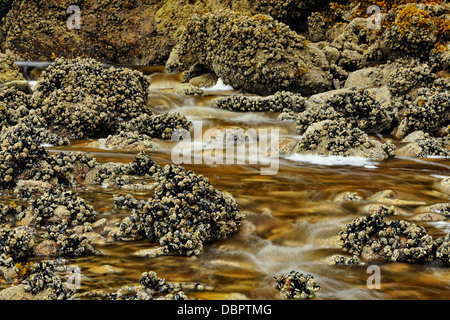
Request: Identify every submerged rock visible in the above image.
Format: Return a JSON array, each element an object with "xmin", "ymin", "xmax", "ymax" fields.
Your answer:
[{"xmin": 166, "ymin": 10, "xmax": 331, "ymax": 96}]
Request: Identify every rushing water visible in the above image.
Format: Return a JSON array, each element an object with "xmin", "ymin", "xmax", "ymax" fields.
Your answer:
[{"xmin": 12, "ymin": 63, "xmax": 450, "ymax": 300}]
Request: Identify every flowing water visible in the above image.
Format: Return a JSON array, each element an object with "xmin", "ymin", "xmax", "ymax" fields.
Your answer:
[{"xmin": 13, "ymin": 63, "xmax": 450, "ymax": 300}]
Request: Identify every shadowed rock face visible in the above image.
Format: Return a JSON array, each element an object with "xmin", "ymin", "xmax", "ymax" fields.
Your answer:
[
  {"xmin": 166, "ymin": 10, "xmax": 332, "ymax": 96},
  {"xmin": 0, "ymin": 0, "xmax": 171, "ymax": 65}
]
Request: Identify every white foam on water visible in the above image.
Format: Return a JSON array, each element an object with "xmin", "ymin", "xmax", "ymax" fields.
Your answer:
[
  {"xmin": 286, "ymin": 154, "xmax": 378, "ymax": 168},
  {"xmin": 428, "ymin": 221, "xmax": 450, "ymax": 234},
  {"xmin": 201, "ymin": 78, "xmax": 234, "ymax": 92},
  {"xmin": 40, "ymin": 143, "xmax": 54, "ymax": 148}
]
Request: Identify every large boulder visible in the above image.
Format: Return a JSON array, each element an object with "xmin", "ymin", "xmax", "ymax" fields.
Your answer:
[
  {"xmin": 0, "ymin": 0, "xmax": 171, "ymax": 65},
  {"xmin": 166, "ymin": 10, "xmax": 332, "ymax": 96}
]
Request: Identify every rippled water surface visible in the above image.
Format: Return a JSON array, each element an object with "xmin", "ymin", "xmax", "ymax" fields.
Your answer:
[{"xmin": 13, "ymin": 64, "xmax": 450, "ymax": 300}]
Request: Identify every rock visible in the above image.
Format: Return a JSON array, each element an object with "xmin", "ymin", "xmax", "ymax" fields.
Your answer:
[
  {"xmin": 0, "ymin": 0, "xmax": 172, "ymax": 65},
  {"xmin": 441, "ymin": 177, "xmax": 450, "ymax": 195},
  {"xmin": 81, "ymin": 232, "xmax": 106, "ymax": 245},
  {"xmin": 92, "ymin": 218, "xmax": 108, "ymax": 229},
  {"xmin": 277, "ymin": 138, "xmax": 298, "ymax": 155},
  {"xmin": 368, "ymin": 190, "xmax": 427, "ymax": 206},
  {"xmin": 344, "ymin": 67, "xmax": 383, "ymax": 89},
  {"xmin": 88, "ymin": 264, "xmax": 122, "ymax": 275},
  {"xmin": 339, "ymin": 214, "xmax": 435, "ymax": 263},
  {"xmin": 295, "ymin": 87, "xmax": 394, "ymax": 134},
  {"xmin": 412, "ymin": 213, "xmax": 446, "ymax": 221},
  {"xmin": 274, "ymin": 271, "xmax": 320, "ymax": 300},
  {"xmin": 436, "ymin": 234, "xmax": 450, "ymax": 264},
  {"xmin": 397, "ymin": 132, "xmax": 450, "ymax": 158},
  {"xmin": 0, "ymin": 285, "xmax": 52, "ymax": 300},
  {"xmin": 416, "ymin": 203, "xmax": 450, "ymax": 217},
  {"xmin": 173, "ymin": 83, "xmax": 205, "ymax": 96},
  {"xmin": 33, "ymin": 240, "xmax": 58, "ymax": 256},
  {"xmin": 334, "ymin": 192, "xmax": 363, "ymax": 203},
  {"xmin": 31, "ymin": 57, "xmax": 151, "ymax": 139},
  {"xmin": 0, "ymin": 52, "xmax": 25, "ymax": 84},
  {"xmin": 211, "ymin": 91, "xmax": 306, "ymax": 113},
  {"xmin": 363, "ymin": 204, "xmax": 398, "ymax": 216},
  {"xmin": 293, "ymin": 119, "xmax": 396, "ymax": 160},
  {"xmin": 166, "ymin": 10, "xmax": 332, "ymax": 96},
  {"xmin": 189, "ymin": 73, "xmax": 218, "ymax": 88}
]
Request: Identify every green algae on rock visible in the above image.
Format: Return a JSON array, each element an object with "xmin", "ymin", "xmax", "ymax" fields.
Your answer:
[{"xmin": 166, "ymin": 9, "xmax": 332, "ymax": 96}]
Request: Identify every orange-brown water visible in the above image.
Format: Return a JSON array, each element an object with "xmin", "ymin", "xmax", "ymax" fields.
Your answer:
[{"xmin": 13, "ymin": 64, "xmax": 450, "ymax": 300}]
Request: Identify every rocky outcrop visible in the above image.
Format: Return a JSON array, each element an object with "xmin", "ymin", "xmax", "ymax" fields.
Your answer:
[
  {"xmin": 0, "ymin": 0, "xmax": 171, "ymax": 65},
  {"xmin": 166, "ymin": 10, "xmax": 332, "ymax": 96}
]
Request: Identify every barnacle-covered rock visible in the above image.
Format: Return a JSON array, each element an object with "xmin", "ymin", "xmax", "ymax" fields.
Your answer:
[
  {"xmin": 387, "ymin": 58, "xmax": 435, "ymax": 97},
  {"xmin": 166, "ymin": 10, "xmax": 331, "ymax": 96},
  {"xmin": 21, "ymin": 188, "xmax": 96, "ymax": 227},
  {"xmin": 328, "ymin": 255, "xmax": 364, "ymax": 266},
  {"xmin": 0, "ymin": 52, "xmax": 25, "ymax": 84},
  {"xmin": 294, "ymin": 119, "xmax": 396, "ymax": 160},
  {"xmin": 118, "ymin": 112, "xmax": 192, "ymax": 141},
  {"xmin": 338, "ymin": 214, "xmax": 435, "ymax": 262},
  {"xmin": 31, "ymin": 57, "xmax": 150, "ymax": 139},
  {"xmin": 0, "ymin": 124, "xmax": 49, "ymax": 189},
  {"xmin": 43, "ymin": 223, "xmax": 98, "ymax": 257},
  {"xmin": 394, "ymin": 87, "xmax": 450, "ymax": 138},
  {"xmin": 0, "ymin": 225, "xmax": 36, "ymax": 260},
  {"xmin": 295, "ymin": 88, "xmax": 394, "ymax": 134},
  {"xmin": 274, "ymin": 271, "xmax": 320, "ymax": 300},
  {"xmin": 91, "ymin": 131, "xmax": 160, "ymax": 151},
  {"xmin": 118, "ymin": 164, "xmax": 243, "ymax": 256},
  {"xmin": 211, "ymin": 91, "xmax": 306, "ymax": 113},
  {"xmin": 436, "ymin": 234, "xmax": 450, "ymax": 264},
  {"xmin": 364, "ymin": 4, "xmax": 442, "ymax": 62},
  {"xmin": 397, "ymin": 131, "xmax": 450, "ymax": 158},
  {"xmin": 21, "ymin": 261, "xmax": 76, "ymax": 299},
  {"xmin": 0, "ymin": 87, "xmax": 32, "ymax": 128}
]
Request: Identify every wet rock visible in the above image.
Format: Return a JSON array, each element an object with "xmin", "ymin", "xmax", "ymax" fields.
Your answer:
[
  {"xmin": 189, "ymin": 73, "xmax": 218, "ymax": 88},
  {"xmin": 440, "ymin": 177, "xmax": 450, "ymax": 195},
  {"xmin": 274, "ymin": 271, "xmax": 320, "ymax": 299},
  {"xmin": 338, "ymin": 214, "xmax": 435, "ymax": 263},
  {"xmin": 334, "ymin": 192, "xmax": 363, "ymax": 203},
  {"xmin": 328, "ymin": 254, "xmax": 364, "ymax": 266},
  {"xmin": 416, "ymin": 203, "xmax": 450, "ymax": 217},
  {"xmin": 368, "ymin": 190, "xmax": 427, "ymax": 207},
  {"xmin": 166, "ymin": 10, "xmax": 331, "ymax": 96},
  {"xmin": 277, "ymin": 138, "xmax": 298, "ymax": 155},
  {"xmin": 293, "ymin": 119, "xmax": 396, "ymax": 160},
  {"xmin": 91, "ymin": 132, "xmax": 160, "ymax": 152},
  {"xmin": 363, "ymin": 204, "xmax": 398, "ymax": 216},
  {"xmin": 412, "ymin": 212, "xmax": 446, "ymax": 221},
  {"xmin": 397, "ymin": 131, "xmax": 450, "ymax": 158},
  {"xmin": 211, "ymin": 91, "xmax": 306, "ymax": 113},
  {"xmin": 118, "ymin": 164, "xmax": 243, "ymax": 256},
  {"xmin": 89, "ymin": 264, "xmax": 122, "ymax": 275},
  {"xmin": 173, "ymin": 83, "xmax": 205, "ymax": 96},
  {"xmin": 0, "ymin": 284, "xmax": 53, "ymax": 300}
]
